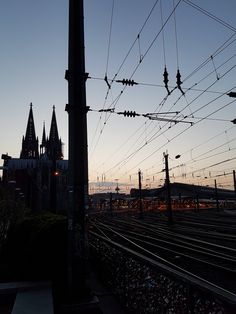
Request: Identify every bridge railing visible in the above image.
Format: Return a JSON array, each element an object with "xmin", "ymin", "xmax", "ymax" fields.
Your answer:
[{"xmin": 89, "ymin": 232, "xmax": 236, "ymax": 314}]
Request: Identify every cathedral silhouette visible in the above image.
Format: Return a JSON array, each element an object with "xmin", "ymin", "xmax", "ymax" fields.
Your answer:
[
  {"xmin": 2, "ymin": 104, "xmax": 68, "ymax": 212},
  {"xmin": 20, "ymin": 103, "xmax": 63, "ymax": 160}
]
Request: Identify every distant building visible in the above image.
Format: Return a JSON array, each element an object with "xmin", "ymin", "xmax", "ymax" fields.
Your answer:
[
  {"xmin": 130, "ymin": 182, "xmax": 235, "ymax": 201},
  {"xmin": 2, "ymin": 104, "xmax": 68, "ymax": 213}
]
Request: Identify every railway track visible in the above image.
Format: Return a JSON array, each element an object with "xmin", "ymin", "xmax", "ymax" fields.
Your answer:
[{"xmin": 89, "ymin": 211, "xmax": 236, "ymax": 295}]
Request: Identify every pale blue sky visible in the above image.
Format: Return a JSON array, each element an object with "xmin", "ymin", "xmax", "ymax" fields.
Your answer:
[{"xmin": 1, "ymin": 1, "xmax": 236, "ymax": 193}]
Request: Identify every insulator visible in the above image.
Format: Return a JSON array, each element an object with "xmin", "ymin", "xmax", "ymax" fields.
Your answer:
[
  {"xmin": 176, "ymin": 69, "xmax": 182, "ymax": 86},
  {"xmin": 163, "ymin": 67, "xmax": 169, "ymax": 85},
  {"xmin": 122, "ymin": 110, "xmax": 138, "ymax": 117},
  {"xmin": 176, "ymin": 69, "xmax": 185, "ymax": 95},
  {"xmin": 163, "ymin": 67, "xmax": 170, "ymax": 95},
  {"xmin": 116, "ymin": 79, "xmax": 138, "ymax": 86}
]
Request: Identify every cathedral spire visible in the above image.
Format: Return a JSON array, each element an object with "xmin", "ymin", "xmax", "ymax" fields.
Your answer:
[
  {"xmin": 20, "ymin": 103, "xmax": 39, "ymax": 159},
  {"xmin": 47, "ymin": 106, "xmax": 63, "ymax": 160},
  {"xmin": 40, "ymin": 121, "xmax": 47, "ymax": 155},
  {"xmin": 49, "ymin": 106, "xmax": 59, "ymax": 143},
  {"xmin": 42, "ymin": 121, "xmax": 46, "ymax": 145}
]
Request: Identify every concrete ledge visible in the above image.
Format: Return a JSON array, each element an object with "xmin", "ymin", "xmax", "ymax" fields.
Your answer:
[
  {"xmin": 0, "ymin": 281, "xmax": 51, "ymax": 294},
  {"xmin": 0, "ymin": 282, "xmax": 53, "ymax": 314},
  {"xmin": 12, "ymin": 286, "xmax": 53, "ymax": 314}
]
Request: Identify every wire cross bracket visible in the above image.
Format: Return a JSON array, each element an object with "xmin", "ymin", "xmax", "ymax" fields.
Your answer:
[{"xmin": 95, "ymin": 109, "xmax": 193, "ymax": 125}]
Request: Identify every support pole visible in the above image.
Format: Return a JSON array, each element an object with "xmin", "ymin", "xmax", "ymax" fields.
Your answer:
[
  {"xmin": 138, "ymin": 170, "xmax": 143, "ymax": 218},
  {"xmin": 66, "ymin": 0, "xmax": 90, "ymax": 297},
  {"xmin": 109, "ymin": 192, "xmax": 113, "ymax": 216},
  {"xmin": 195, "ymin": 193, "xmax": 199, "ymax": 213},
  {"xmin": 215, "ymin": 179, "xmax": 219, "ymax": 211},
  {"xmin": 164, "ymin": 153, "xmax": 173, "ymax": 224},
  {"xmin": 233, "ymin": 170, "xmax": 236, "ymax": 199}
]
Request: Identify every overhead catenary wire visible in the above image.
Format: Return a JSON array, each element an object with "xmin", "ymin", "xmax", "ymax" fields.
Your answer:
[
  {"xmin": 89, "ymin": 0, "xmax": 116, "ymax": 152},
  {"xmin": 90, "ymin": 42, "xmax": 236, "ymax": 155},
  {"xmin": 91, "ymin": 3, "xmax": 235, "ymax": 127},
  {"xmin": 88, "ymin": 1, "xmax": 236, "ymax": 189},
  {"xmin": 103, "ymin": 0, "xmax": 161, "ymax": 96},
  {"xmin": 89, "ymin": 35, "xmax": 236, "ymax": 101},
  {"xmin": 89, "ymin": 0, "xmax": 182, "ymax": 158},
  {"xmin": 160, "ymin": 0, "xmax": 167, "ymax": 66},
  {"xmin": 94, "ymin": 69, "xmax": 236, "ymax": 181},
  {"xmin": 90, "ymin": 53, "xmax": 236, "ymax": 172},
  {"xmin": 89, "ymin": 75, "xmax": 226, "ymax": 95},
  {"xmin": 105, "ymin": 0, "xmax": 115, "ymax": 79},
  {"xmin": 107, "ymin": 96, "xmax": 236, "ymax": 180},
  {"xmin": 173, "ymin": 0, "xmax": 180, "ymax": 69},
  {"xmin": 181, "ymin": 138, "xmax": 236, "ymax": 166},
  {"xmin": 89, "ymin": 0, "xmax": 161, "ymax": 156},
  {"xmin": 183, "ymin": 33, "xmax": 236, "ymax": 83},
  {"xmin": 156, "ymin": 125, "xmax": 236, "ymax": 183},
  {"xmin": 183, "ymin": 0, "xmax": 236, "ymax": 33},
  {"xmin": 179, "ymin": 157, "xmax": 236, "ymax": 178},
  {"xmin": 142, "ymin": 79, "xmax": 236, "ymax": 160},
  {"xmin": 180, "ymin": 125, "xmax": 236, "ymax": 158}
]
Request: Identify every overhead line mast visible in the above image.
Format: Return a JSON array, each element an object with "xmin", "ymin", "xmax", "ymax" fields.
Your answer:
[{"xmin": 66, "ymin": 0, "xmax": 90, "ymax": 297}]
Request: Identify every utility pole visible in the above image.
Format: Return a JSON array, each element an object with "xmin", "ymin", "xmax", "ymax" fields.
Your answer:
[
  {"xmin": 233, "ymin": 170, "xmax": 236, "ymax": 199},
  {"xmin": 66, "ymin": 0, "xmax": 90, "ymax": 298},
  {"xmin": 164, "ymin": 153, "xmax": 173, "ymax": 224},
  {"xmin": 195, "ymin": 193, "xmax": 199, "ymax": 212},
  {"xmin": 214, "ymin": 180, "xmax": 219, "ymax": 211},
  {"xmin": 109, "ymin": 192, "xmax": 113, "ymax": 216},
  {"xmin": 138, "ymin": 170, "xmax": 143, "ymax": 218}
]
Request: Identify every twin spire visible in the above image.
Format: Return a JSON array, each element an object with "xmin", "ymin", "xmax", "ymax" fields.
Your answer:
[{"xmin": 20, "ymin": 103, "xmax": 63, "ymax": 160}]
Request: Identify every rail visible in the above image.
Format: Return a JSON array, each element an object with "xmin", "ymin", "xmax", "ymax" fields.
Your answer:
[{"xmin": 89, "ymin": 231, "xmax": 236, "ymax": 313}]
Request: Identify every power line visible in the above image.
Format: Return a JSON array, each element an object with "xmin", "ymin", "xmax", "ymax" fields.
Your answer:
[
  {"xmin": 89, "ymin": 75, "xmax": 226, "ymax": 95},
  {"xmin": 184, "ymin": 36, "xmax": 236, "ymax": 83},
  {"xmin": 88, "ymin": 2, "xmax": 236, "ymax": 187},
  {"xmin": 89, "ymin": 0, "xmax": 234, "ymax": 165},
  {"xmin": 110, "ymin": 96, "xmax": 236, "ymax": 178},
  {"xmin": 105, "ymin": 0, "xmax": 115, "ymax": 78},
  {"xmin": 173, "ymin": 0, "xmax": 180, "ymax": 69},
  {"xmin": 180, "ymin": 126, "xmax": 236, "ymax": 158},
  {"xmin": 183, "ymin": 0, "xmax": 236, "ymax": 33},
  {"xmin": 186, "ymin": 157, "xmax": 236, "ymax": 176}
]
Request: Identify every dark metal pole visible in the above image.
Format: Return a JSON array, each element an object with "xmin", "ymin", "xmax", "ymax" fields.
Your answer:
[
  {"xmin": 233, "ymin": 170, "xmax": 236, "ymax": 199},
  {"xmin": 214, "ymin": 179, "xmax": 219, "ymax": 211},
  {"xmin": 66, "ymin": 0, "xmax": 89, "ymax": 295},
  {"xmin": 195, "ymin": 193, "xmax": 199, "ymax": 212},
  {"xmin": 164, "ymin": 153, "xmax": 173, "ymax": 224},
  {"xmin": 109, "ymin": 192, "xmax": 113, "ymax": 216},
  {"xmin": 138, "ymin": 170, "xmax": 143, "ymax": 218}
]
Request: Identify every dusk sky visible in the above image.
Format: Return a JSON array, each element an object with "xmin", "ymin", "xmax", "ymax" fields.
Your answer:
[{"xmin": 1, "ymin": 1, "xmax": 236, "ymax": 193}]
